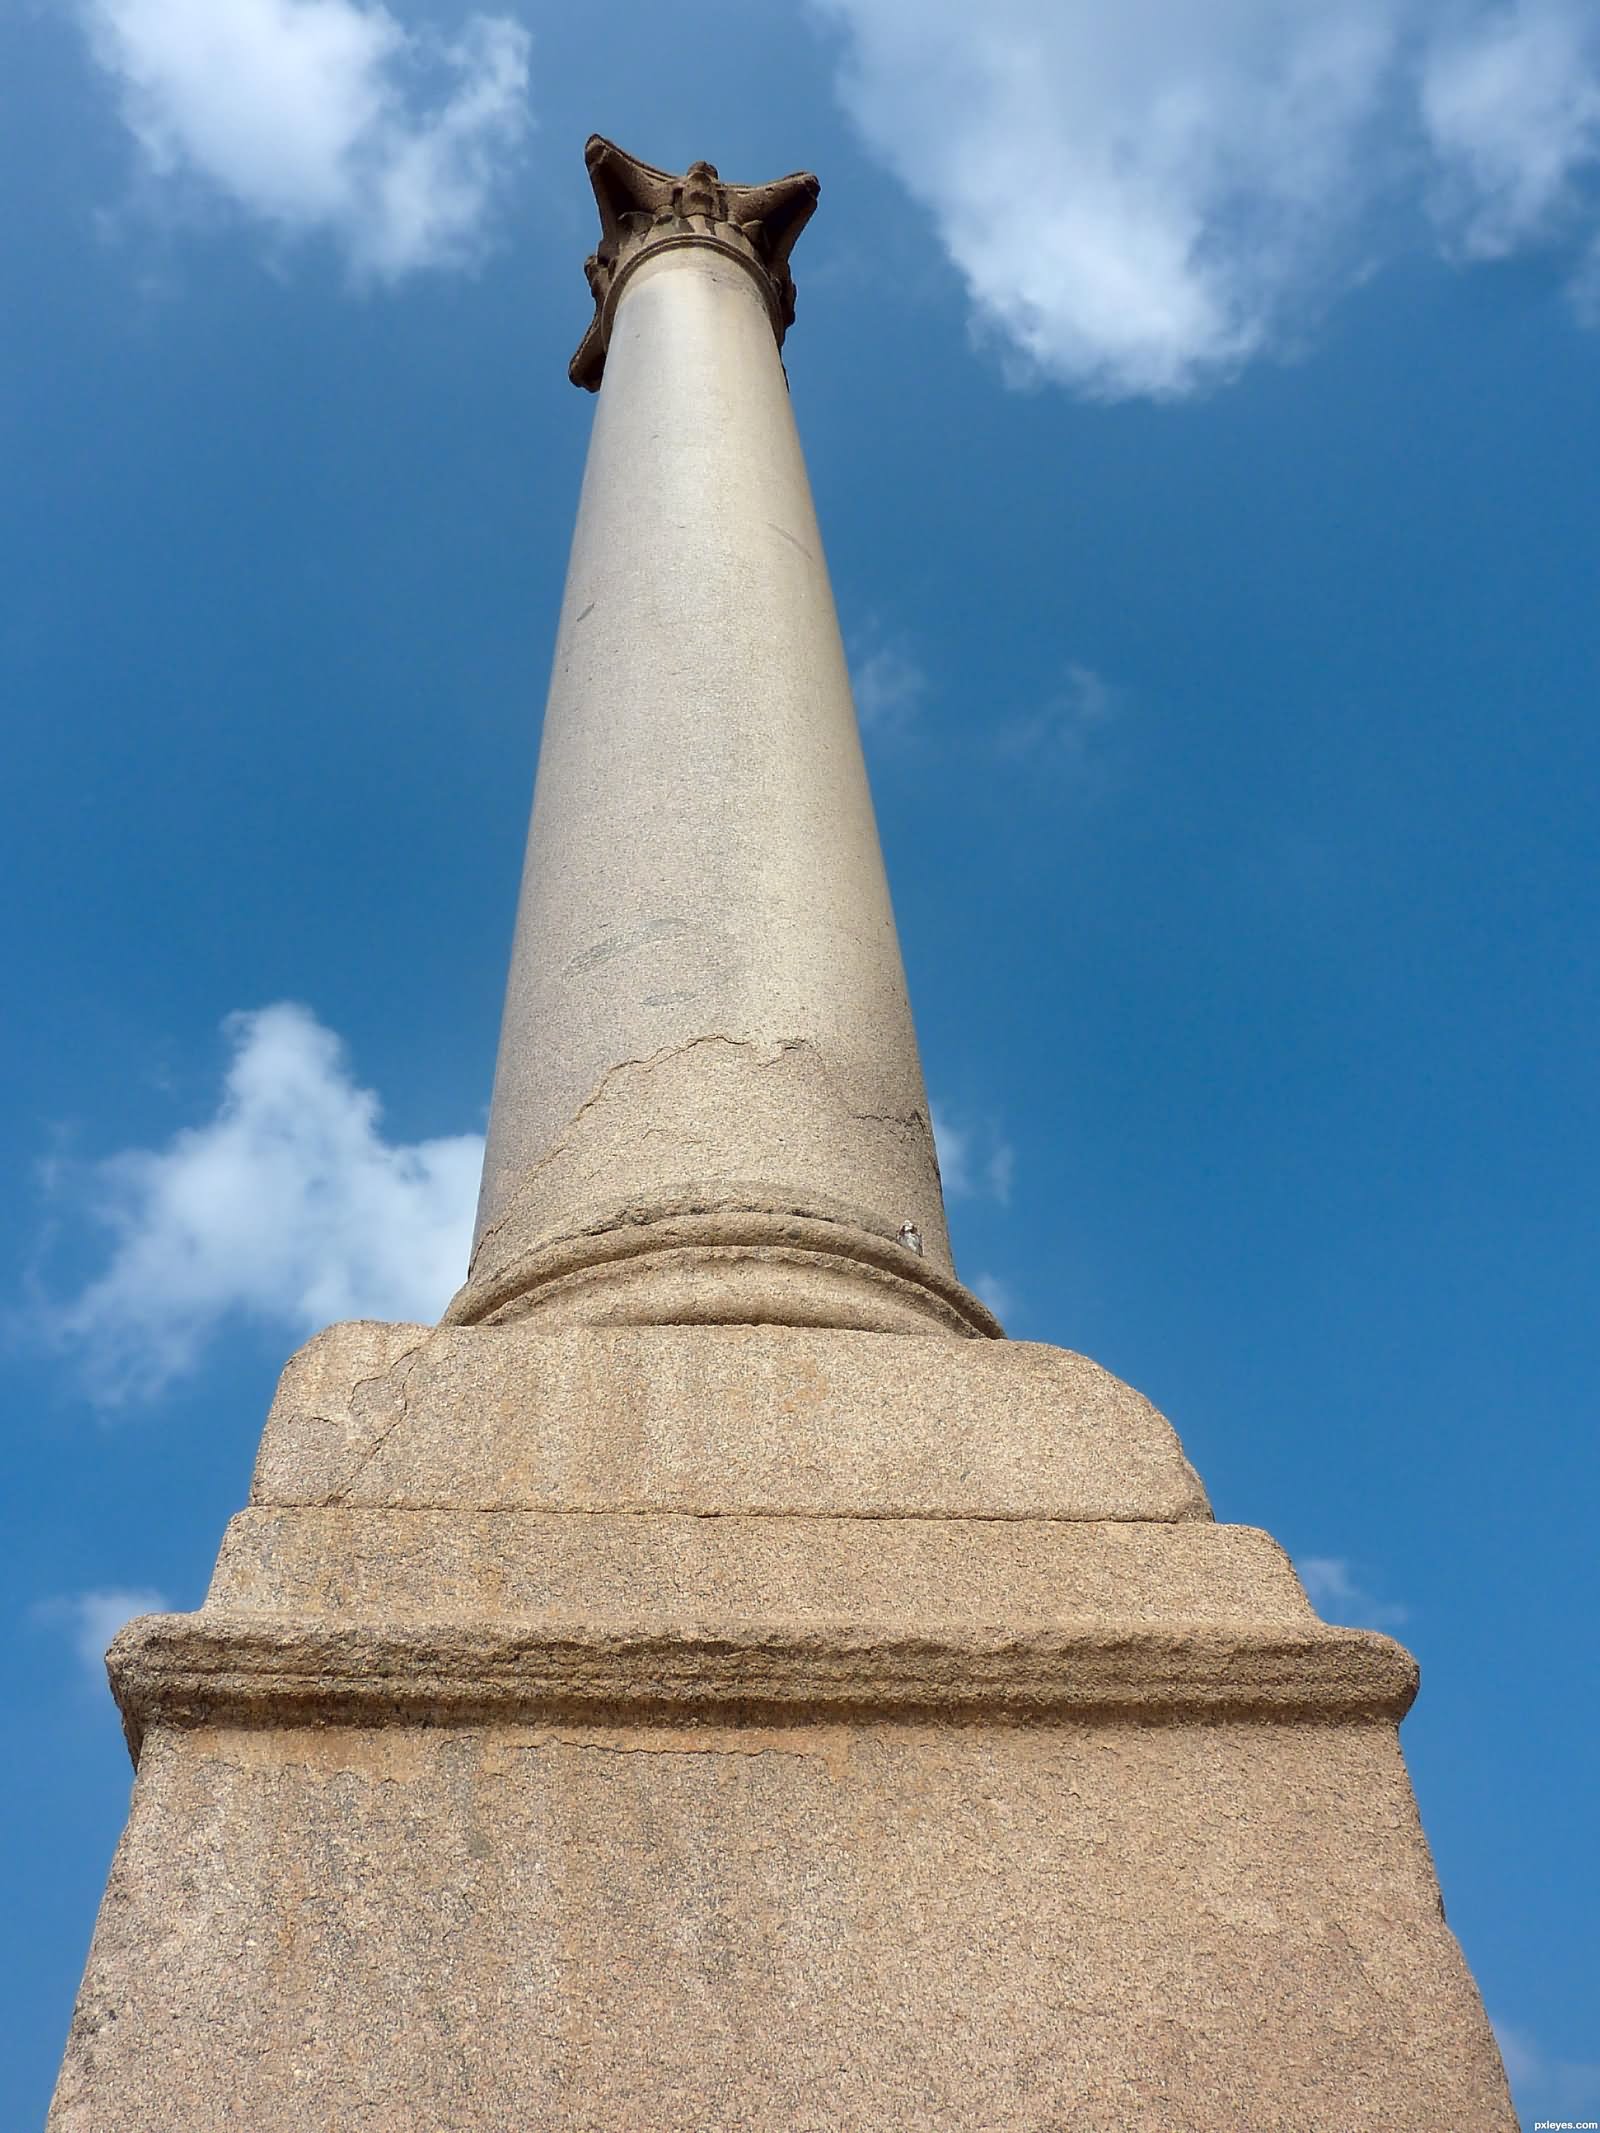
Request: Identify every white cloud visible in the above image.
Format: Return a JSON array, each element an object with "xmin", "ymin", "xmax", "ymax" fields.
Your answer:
[
  {"xmin": 851, "ymin": 634, "xmax": 929, "ymax": 743},
  {"xmin": 816, "ymin": 0, "xmax": 1600, "ymax": 398},
  {"xmin": 79, "ymin": 0, "xmax": 531, "ymax": 280},
  {"xmin": 1422, "ymin": 0, "xmax": 1600, "ymax": 266},
  {"xmin": 33, "ymin": 1587, "xmax": 170, "ymax": 1686},
  {"xmin": 932, "ymin": 1104, "xmax": 1014, "ymax": 1204},
  {"xmin": 1297, "ymin": 1554, "xmax": 1409, "ymax": 1630},
  {"xmin": 1493, "ymin": 2017, "xmax": 1600, "ymax": 2120},
  {"xmin": 1000, "ymin": 661, "xmax": 1119, "ymax": 772},
  {"xmin": 46, "ymin": 1003, "xmax": 483, "ymax": 1403}
]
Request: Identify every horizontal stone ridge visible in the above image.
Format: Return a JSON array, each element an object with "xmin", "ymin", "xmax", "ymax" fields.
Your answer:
[
  {"xmin": 110, "ymin": 1612, "xmax": 1418, "ymax": 1755},
  {"xmin": 206, "ymin": 1511, "xmax": 1305, "ymax": 1625}
]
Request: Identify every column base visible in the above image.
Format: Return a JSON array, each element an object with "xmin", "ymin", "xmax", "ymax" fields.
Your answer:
[{"xmin": 451, "ymin": 1189, "xmax": 1003, "ymax": 1339}]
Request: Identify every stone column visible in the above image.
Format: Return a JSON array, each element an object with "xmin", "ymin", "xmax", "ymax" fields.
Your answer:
[
  {"xmin": 456, "ymin": 138, "xmax": 996, "ymax": 1341},
  {"xmin": 49, "ymin": 139, "xmax": 1516, "ymax": 2133}
]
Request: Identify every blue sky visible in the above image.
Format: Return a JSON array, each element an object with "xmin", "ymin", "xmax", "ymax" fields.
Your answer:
[{"xmin": 4, "ymin": 0, "xmax": 1598, "ymax": 2123}]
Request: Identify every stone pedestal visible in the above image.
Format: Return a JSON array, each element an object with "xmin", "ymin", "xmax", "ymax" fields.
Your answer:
[{"xmin": 50, "ymin": 1319, "xmax": 1515, "ymax": 2130}]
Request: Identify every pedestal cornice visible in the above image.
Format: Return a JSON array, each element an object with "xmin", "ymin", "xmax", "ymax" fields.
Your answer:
[
  {"xmin": 569, "ymin": 135, "xmax": 819, "ymax": 390},
  {"xmin": 108, "ymin": 1612, "xmax": 1419, "ymax": 1760}
]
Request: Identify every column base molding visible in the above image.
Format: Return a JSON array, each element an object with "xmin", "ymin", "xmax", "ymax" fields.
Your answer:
[{"xmin": 448, "ymin": 1194, "xmax": 1003, "ymax": 1338}]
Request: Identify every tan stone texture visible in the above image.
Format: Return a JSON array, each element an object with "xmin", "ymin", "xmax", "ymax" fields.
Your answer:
[
  {"xmin": 55, "ymin": 1710, "xmax": 1508, "ymax": 2132},
  {"xmin": 472, "ymin": 245, "xmax": 931, "ymax": 1267},
  {"xmin": 250, "ymin": 1319, "xmax": 1209, "ymax": 1521},
  {"xmin": 465, "ymin": 220, "xmax": 990, "ymax": 1339},
  {"xmin": 51, "ymin": 1318, "xmax": 1515, "ymax": 2131},
  {"xmin": 205, "ymin": 1511, "xmax": 1294, "ymax": 1627}
]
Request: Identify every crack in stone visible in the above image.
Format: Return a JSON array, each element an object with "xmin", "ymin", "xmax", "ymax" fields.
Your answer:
[
  {"xmin": 323, "ymin": 1345, "xmax": 428, "ymax": 1507},
  {"xmin": 847, "ymin": 1106, "xmax": 928, "ymax": 1135},
  {"xmin": 763, "ymin": 519, "xmax": 814, "ymax": 562},
  {"xmin": 470, "ymin": 1036, "xmax": 940, "ymax": 1280},
  {"xmin": 513, "ymin": 1724, "xmax": 848, "ymax": 1776},
  {"xmin": 471, "ymin": 1035, "xmax": 776, "ymax": 1266}
]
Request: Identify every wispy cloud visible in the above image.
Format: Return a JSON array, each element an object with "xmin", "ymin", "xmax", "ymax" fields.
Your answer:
[
  {"xmin": 1297, "ymin": 1554, "xmax": 1409, "ymax": 1630},
  {"xmin": 41, "ymin": 1003, "xmax": 482, "ymax": 1405},
  {"xmin": 932, "ymin": 1103, "xmax": 1014, "ymax": 1204},
  {"xmin": 999, "ymin": 661, "xmax": 1120, "ymax": 776},
  {"xmin": 1493, "ymin": 2016, "xmax": 1600, "ymax": 2121},
  {"xmin": 817, "ymin": 0, "xmax": 1600, "ymax": 399},
  {"xmin": 972, "ymin": 1270, "xmax": 1016, "ymax": 1323},
  {"xmin": 32, "ymin": 1587, "xmax": 169, "ymax": 1687},
  {"xmin": 850, "ymin": 630, "xmax": 929, "ymax": 745},
  {"xmin": 1422, "ymin": 0, "xmax": 1600, "ymax": 268},
  {"xmin": 78, "ymin": 0, "xmax": 532, "ymax": 281}
]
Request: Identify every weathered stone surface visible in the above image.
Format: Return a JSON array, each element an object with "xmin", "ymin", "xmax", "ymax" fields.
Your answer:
[
  {"xmin": 50, "ymin": 1347, "xmax": 1516, "ymax": 2130},
  {"xmin": 207, "ymin": 1510, "xmax": 1297, "ymax": 1627},
  {"xmin": 52, "ymin": 1711, "xmax": 1512, "ymax": 2132},
  {"xmin": 451, "ymin": 1184, "xmax": 1003, "ymax": 1340},
  {"xmin": 248, "ymin": 1319, "xmax": 432, "ymax": 1509},
  {"xmin": 251, "ymin": 1319, "xmax": 1210, "ymax": 1521},
  {"xmin": 111, "ymin": 1610, "xmax": 1418, "ymax": 1748},
  {"xmin": 54, "ymin": 1304, "xmax": 1513, "ymax": 2128}
]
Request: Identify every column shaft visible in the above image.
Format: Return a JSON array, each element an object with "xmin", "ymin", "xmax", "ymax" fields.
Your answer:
[{"xmin": 458, "ymin": 244, "xmax": 995, "ymax": 1337}]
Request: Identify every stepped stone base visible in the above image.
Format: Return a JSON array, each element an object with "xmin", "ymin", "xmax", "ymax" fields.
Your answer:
[{"xmin": 50, "ymin": 1321, "xmax": 1515, "ymax": 2132}]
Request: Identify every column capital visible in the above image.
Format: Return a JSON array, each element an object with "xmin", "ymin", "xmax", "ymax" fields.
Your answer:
[{"xmin": 569, "ymin": 135, "xmax": 819, "ymax": 391}]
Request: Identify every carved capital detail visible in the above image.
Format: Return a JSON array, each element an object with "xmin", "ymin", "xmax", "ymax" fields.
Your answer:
[{"xmin": 569, "ymin": 135, "xmax": 819, "ymax": 391}]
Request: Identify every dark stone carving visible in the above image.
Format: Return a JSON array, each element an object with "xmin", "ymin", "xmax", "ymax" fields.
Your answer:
[{"xmin": 570, "ymin": 134, "xmax": 819, "ymax": 391}]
